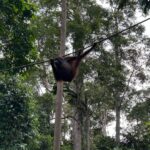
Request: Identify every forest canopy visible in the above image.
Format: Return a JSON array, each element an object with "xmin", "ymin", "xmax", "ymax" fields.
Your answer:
[{"xmin": 0, "ymin": 0, "xmax": 150, "ymax": 150}]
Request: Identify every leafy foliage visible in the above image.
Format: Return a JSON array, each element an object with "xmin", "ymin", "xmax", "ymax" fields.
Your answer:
[
  {"xmin": 0, "ymin": 0, "xmax": 149, "ymax": 149},
  {"xmin": 0, "ymin": 76, "xmax": 33, "ymax": 149},
  {"xmin": 118, "ymin": 0, "xmax": 150, "ymax": 13},
  {"xmin": 0, "ymin": 0, "xmax": 36, "ymax": 73},
  {"xmin": 93, "ymin": 135, "xmax": 117, "ymax": 150},
  {"xmin": 35, "ymin": 93, "xmax": 55, "ymax": 149}
]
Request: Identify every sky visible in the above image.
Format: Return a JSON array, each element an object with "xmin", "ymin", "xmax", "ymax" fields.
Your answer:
[{"xmin": 136, "ymin": 12, "xmax": 150, "ymax": 36}]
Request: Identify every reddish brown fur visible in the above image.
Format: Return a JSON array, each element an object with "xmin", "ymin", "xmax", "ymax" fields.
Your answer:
[{"xmin": 51, "ymin": 43, "xmax": 96, "ymax": 82}]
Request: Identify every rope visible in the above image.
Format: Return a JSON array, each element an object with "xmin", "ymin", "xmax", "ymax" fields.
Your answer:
[
  {"xmin": 0, "ymin": 60, "xmax": 51, "ymax": 72},
  {"xmin": 0, "ymin": 18, "xmax": 149, "ymax": 72},
  {"xmin": 63, "ymin": 18, "xmax": 150, "ymax": 57}
]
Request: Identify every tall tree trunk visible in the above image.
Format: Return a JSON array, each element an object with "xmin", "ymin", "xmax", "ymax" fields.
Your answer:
[
  {"xmin": 53, "ymin": 82, "xmax": 63, "ymax": 150},
  {"xmin": 53, "ymin": 0, "xmax": 67, "ymax": 150},
  {"xmin": 72, "ymin": 79, "xmax": 83, "ymax": 150},
  {"xmin": 82, "ymin": 96, "xmax": 90, "ymax": 150},
  {"xmin": 82, "ymin": 112, "xmax": 90, "ymax": 150},
  {"xmin": 72, "ymin": 108, "xmax": 82, "ymax": 150},
  {"xmin": 100, "ymin": 109, "xmax": 107, "ymax": 136},
  {"xmin": 114, "ymin": 13, "xmax": 121, "ymax": 144},
  {"xmin": 72, "ymin": 80, "xmax": 90, "ymax": 150},
  {"xmin": 115, "ymin": 98, "xmax": 121, "ymax": 144}
]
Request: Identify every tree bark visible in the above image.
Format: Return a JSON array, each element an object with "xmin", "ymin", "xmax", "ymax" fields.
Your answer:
[
  {"xmin": 53, "ymin": 0, "xmax": 67, "ymax": 150},
  {"xmin": 114, "ymin": 14, "xmax": 121, "ymax": 144},
  {"xmin": 53, "ymin": 82, "xmax": 64, "ymax": 150},
  {"xmin": 72, "ymin": 79, "xmax": 83, "ymax": 150},
  {"xmin": 81, "ymin": 95, "xmax": 90, "ymax": 150},
  {"xmin": 72, "ymin": 108, "xmax": 82, "ymax": 150},
  {"xmin": 115, "ymin": 98, "xmax": 121, "ymax": 144},
  {"xmin": 100, "ymin": 109, "xmax": 107, "ymax": 136},
  {"xmin": 82, "ymin": 113, "xmax": 90, "ymax": 150}
]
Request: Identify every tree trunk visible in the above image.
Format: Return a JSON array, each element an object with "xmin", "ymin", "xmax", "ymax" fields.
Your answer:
[
  {"xmin": 72, "ymin": 108, "xmax": 82, "ymax": 150},
  {"xmin": 81, "ymin": 96, "xmax": 90, "ymax": 150},
  {"xmin": 114, "ymin": 14, "xmax": 121, "ymax": 144},
  {"xmin": 115, "ymin": 98, "xmax": 121, "ymax": 144},
  {"xmin": 53, "ymin": 0, "xmax": 67, "ymax": 150},
  {"xmin": 53, "ymin": 82, "xmax": 64, "ymax": 150},
  {"xmin": 100, "ymin": 109, "xmax": 107, "ymax": 136},
  {"xmin": 72, "ymin": 79, "xmax": 83, "ymax": 150},
  {"xmin": 82, "ymin": 113, "xmax": 90, "ymax": 150}
]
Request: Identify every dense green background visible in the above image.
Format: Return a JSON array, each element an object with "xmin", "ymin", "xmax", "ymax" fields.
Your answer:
[{"xmin": 0, "ymin": 0, "xmax": 150, "ymax": 149}]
